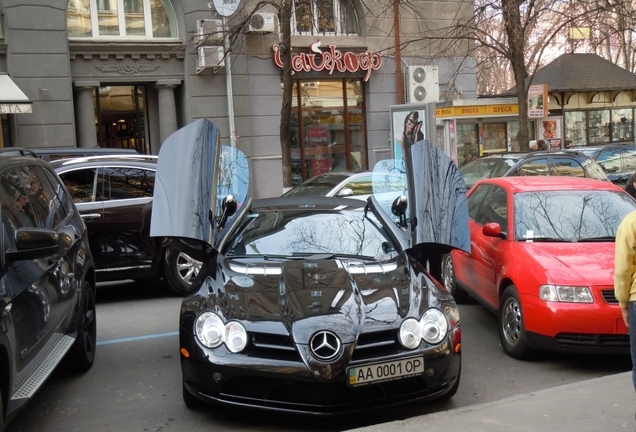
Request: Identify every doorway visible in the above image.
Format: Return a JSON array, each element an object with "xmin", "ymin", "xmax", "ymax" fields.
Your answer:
[{"xmin": 95, "ymin": 85, "xmax": 149, "ymax": 154}]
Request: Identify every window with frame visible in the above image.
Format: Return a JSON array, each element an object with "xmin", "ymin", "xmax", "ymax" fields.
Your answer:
[
  {"xmin": 292, "ymin": 0, "xmax": 358, "ymax": 36},
  {"xmin": 67, "ymin": 0, "xmax": 178, "ymax": 39}
]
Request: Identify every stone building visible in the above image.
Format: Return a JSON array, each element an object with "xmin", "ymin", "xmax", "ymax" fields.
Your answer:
[{"xmin": 0, "ymin": 0, "xmax": 475, "ymax": 198}]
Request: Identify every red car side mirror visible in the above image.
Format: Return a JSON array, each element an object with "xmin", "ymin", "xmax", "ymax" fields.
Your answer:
[{"xmin": 483, "ymin": 222, "xmax": 503, "ymax": 238}]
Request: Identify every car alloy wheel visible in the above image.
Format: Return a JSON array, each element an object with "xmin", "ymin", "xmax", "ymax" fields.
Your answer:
[
  {"xmin": 164, "ymin": 246, "xmax": 203, "ymax": 296},
  {"xmin": 442, "ymin": 254, "xmax": 469, "ymax": 303},
  {"xmin": 497, "ymin": 286, "xmax": 534, "ymax": 359}
]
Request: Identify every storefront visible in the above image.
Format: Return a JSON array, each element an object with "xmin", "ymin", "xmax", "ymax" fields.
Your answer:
[{"xmin": 435, "ymin": 98, "xmax": 533, "ymax": 166}]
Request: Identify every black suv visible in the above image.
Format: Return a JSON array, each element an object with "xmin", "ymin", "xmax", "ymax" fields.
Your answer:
[
  {"xmin": 460, "ymin": 150, "xmax": 610, "ymax": 190},
  {"xmin": 0, "ymin": 149, "xmax": 96, "ymax": 429},
  {"xmin": 51, "ymin": 155, "xmax": 200, "ymax": 295}
]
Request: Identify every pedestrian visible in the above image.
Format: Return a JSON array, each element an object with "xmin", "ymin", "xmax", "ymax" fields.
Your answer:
[
  {"xmin": 614, "ymin": 208, "xmax": 636, "ymax": 402},
  {"xmin": 537, "ymin": 139, "xmax": 549, "ymax": 151},
  {"xmin": 565, "ymin": 140, "xmax": 574, "ymax": 149},
  {"xmin": 529, "ymin": 140, "xmax": 538, "ymax": 151}
]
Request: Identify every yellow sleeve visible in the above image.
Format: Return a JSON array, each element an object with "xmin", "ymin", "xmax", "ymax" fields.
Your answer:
[{"xmin": 615, "ymin": 212, "xmax": 636, "ymax": 309}]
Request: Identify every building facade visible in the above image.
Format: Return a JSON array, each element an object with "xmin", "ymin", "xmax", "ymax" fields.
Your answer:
[{"xmin": 0, "ymin": 0, "xmax": 476, "ymax": 198}]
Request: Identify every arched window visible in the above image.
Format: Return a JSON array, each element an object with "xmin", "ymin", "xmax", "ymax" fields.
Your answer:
[
  {"xmin": 67, "ymin": 0, "xmax": 178, "ymax": 39},
  {"xmin": 292, "ymin": 0, "xmax": 358, "ymax": 36}
]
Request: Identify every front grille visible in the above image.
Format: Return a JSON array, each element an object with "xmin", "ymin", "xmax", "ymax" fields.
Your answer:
[
  {"xmin": 351, "ymin": 329, "xmax": 400, "ymax": 361},
  {"xmin": 249, "ymin": 332, "xmax": 300, "ymax": 361},
  {"xmin": 601, "ymin": 290, "xmax": 618, "ymax": 304},
  {"xmin": 556, "ymin": 333, "xmax": 629, "ymax": 349}
]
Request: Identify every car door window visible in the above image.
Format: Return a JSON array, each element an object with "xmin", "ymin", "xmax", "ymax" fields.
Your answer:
[
  {"xmin": 0, "ymin": 168, "xmax": 38, "ymax": 250},
  {"xmin": 24, "ymin": 166, "xmax": 68, "ymax": 229},
  {"xmin": 59, "ymin": 169, "xmax": 98, "ymax": 203},
  {"xmin": 342, "ymin": 175, "xmax": 373, "ymax": 196},
  {"xmin": 104, "ymin": 167, "xmax": 155, "ymax": 200},
  {"xmin": 467, "ymin": 184, "xmax": 492, "ymax": 220},
  {"xmin": 551, "ymin": 158, "xmax": 585, "ymax": 177},
  {"xmin": 473, "ymin": 185, "xmax": 508, "ymax": 233},
  {"xmin": 622, "ymin": 148, "xmax": 636, "ymax": 172},
  {"xmin": 596, "ymin": 149, "xmax": 622, "ymax": 174},
  {"xmin": 516, "ymin": 158, "xmax": 549, "ymax": 176}
]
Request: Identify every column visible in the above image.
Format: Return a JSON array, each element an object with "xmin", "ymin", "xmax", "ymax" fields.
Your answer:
[
  {"xmin": 155, "ymin": 80, "xmax": 181, "ymax": 150},
  {"xmin": 74, "ymin": 81, "xmax": 100, "ymax": 149}
]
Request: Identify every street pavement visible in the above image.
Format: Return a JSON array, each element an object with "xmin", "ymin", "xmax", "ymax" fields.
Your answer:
[{"xmin": 349, "ymin": 372, "xmax": 635, "ymax": 432}]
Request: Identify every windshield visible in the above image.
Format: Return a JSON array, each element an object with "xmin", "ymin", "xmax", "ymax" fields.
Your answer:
[
  {"xmin": 283, "ymin": 174, "xmax": 350, "ymax": 197},
  {"xmin": 225, "ymin": 210, "xmax": 396, "ymax": 260},
  {"xmin": 461, "ymin": 157, "xmax": 519, "ymax": 189},
  {"xmin": 514, "ymin": 189, "xmax": 636, "ymax": 242}
]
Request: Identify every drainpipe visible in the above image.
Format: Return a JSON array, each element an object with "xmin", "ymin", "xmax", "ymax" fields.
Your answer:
[{"xmin": 394, "ymin": 0, "xmax": 403, "ymax": 104}]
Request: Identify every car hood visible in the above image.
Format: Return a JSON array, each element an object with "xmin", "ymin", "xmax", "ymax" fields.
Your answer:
[
  {"xmin": 520, "ymin": 242, "xmax": 614, "ymax": 286},
  {"xmin": 150, "ymin": 119, "xmax": 249, "ymax": 247},
  {"xmin": 215, "ymin": 256, "xmax": 421, "ymax": 344},
  {"xmin": 372, "ymin": 140, "xmax": 470, "ymax": 254}
]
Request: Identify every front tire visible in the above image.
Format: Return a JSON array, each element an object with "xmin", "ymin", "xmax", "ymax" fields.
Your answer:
[
  {"xmin": 442, "ymin": 254, "xmax": 469, "ymax": 304},
  {"xmin": 497, "ymin": 285, "xmax": 534, "ymax": 359},
  {"xmin": 66, "ymin": 281, "xmax": 97, "ymax": 372},
  {"xmin": 163, "ymin": 247, "xmax": 202, "ymax": 296}
]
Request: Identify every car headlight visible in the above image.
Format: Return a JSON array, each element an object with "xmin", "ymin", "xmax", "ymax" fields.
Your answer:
[
  {"xmin": 539, "ymin": 285, "xmax": 593, "ymax": 303},
  {"xmin": 195, "ymin": 312, "xmax": 248, "ymax": 352},
  {"xmin": 399, "ymin": 308, "xmax": 449, "ymax": 349}
]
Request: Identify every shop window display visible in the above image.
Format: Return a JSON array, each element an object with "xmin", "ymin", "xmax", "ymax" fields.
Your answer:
[{"xmin": 456, "ymin": 123, "xmax": 478, "ymax": 166}]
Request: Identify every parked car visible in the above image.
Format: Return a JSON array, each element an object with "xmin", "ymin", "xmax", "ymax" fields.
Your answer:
[
  {"xmin": 51, "ymin": 155, "xmax": 200, "ymax": 295},
  {"xmin": 565, "ymin": 143, "xmax": 636, "ymax": 187},
  {"xmin": 442, "ymin": 176, "xmax": 636, "ymax": 359},
  {"xmin": 150, "ymin": 119, "xmax": 468, "ymax": 415},
  {"xmin": 460, "ymin": 150, "xmax": 609, "ymax": 190},
  {"xmin": 32, "ymin": 146, "xmax": 138, "ymax": 162},
  {"xmin": 282, "ymin": 170, "xmax": 374, "ymax": 199},
  {"xmin": 0, "ymin": 148, "xmax": 96, "ymax": 429}
]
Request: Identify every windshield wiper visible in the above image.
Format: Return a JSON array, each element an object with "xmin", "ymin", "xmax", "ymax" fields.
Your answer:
[
  {"xmin": 291, "ymin": 252, "xmax": 376, "ymax": 260},
  {"xmin": 576, "ymin": 236, "xmax": 615, "ymax": 242},
  {"xmin": 523, "ymin": 237, "xmax": 572, "ymax": 243}
]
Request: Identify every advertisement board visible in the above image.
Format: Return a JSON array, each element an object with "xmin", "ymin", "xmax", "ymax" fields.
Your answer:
[{"xmin": 390, "ymin": 103, "xmax": 435, "ymax": 159}]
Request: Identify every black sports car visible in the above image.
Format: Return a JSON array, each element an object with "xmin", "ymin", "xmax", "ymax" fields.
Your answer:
[{"xmin": 150, "ymin": 119, "xmax": 470, "ymax": 415}]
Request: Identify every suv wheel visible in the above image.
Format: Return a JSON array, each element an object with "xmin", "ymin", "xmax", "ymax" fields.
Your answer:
[
  {"xmin": 163, "ymin": 247, "xmax": 202, "ymax": 296},
  {"xmin": 66, "ymin": 281, "xmax": 96, "ymax": 372}
]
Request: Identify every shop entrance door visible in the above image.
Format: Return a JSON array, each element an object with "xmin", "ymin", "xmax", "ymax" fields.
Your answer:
[{"xmin": 95, "ymin": 85, "xmax": 149, "ymax": 154}]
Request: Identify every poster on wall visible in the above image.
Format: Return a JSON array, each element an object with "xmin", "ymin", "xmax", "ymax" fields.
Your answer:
[
  {"xmin": 528, "ymin": 84, "xmax": 548, "ymax": 119},
  {"xmin": 390, "ymin": 105, "xmax": 427, "ymax": 160},
  {"xmin": 537, "ymin": 116, "xmax": 563, "ymax": 149}
]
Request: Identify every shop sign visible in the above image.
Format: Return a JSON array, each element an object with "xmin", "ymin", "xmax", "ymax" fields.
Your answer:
[
  {"xmin": 0, "ymin": 103, "xmax": 31, "ymax": 114},
  {"xmin": 272, "ymin": 41, "xmax": 382, "ymax": 82},
  {"xmin": 435, "ymin": 104, "xmax": 518, "ymax": 118}
]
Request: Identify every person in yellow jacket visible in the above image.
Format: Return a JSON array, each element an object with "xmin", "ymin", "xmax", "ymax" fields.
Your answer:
[{"xmin": 615, "ymin": 208, "xmax": 636, "ymax": 392}]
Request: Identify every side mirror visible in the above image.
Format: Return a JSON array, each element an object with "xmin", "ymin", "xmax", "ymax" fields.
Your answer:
[
  {"xmin": 217, "ymin": 195, "xmax": 238, "ymax": 228},
  {"xmin": 336, "ymin": 187, "xmax": 353, "ymax": 197},
  {"xmin": 391, "ymin": 195, "xmax": 408, "ymax": 226},
  {"xmin": 6, "ymin": 228, "xmax": 61, "ymax": 262},
  {"xmin": 483, "ymin": 222, "xmax": 505, "ymax": 239}
]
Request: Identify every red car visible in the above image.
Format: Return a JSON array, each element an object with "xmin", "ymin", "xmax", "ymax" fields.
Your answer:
[{"xmin": 442, "ymin": 176, "xmax": 636, "ymax": 359}]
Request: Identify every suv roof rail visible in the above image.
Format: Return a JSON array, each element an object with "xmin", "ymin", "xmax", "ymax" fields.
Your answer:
[
  {"xmin": 0, "ymin": 147, "xmax": 39, "ymax": 158},
  {"xmin": 54, "ymin": 154, "xmax": 158, "ymax": 166}
]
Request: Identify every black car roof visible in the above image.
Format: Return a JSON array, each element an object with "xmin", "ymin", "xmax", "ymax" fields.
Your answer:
[{"xmin": 0, "ymin": 147, "xmax": 54, "ymax": 168}]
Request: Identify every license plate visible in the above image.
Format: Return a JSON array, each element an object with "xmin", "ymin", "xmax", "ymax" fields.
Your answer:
[{"xmin": 347, "ymin": 357, "xmax": 424, "ymax": 387}]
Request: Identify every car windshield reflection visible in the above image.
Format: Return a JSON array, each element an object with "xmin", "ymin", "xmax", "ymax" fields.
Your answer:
[
  {"xmin": 224, "ymin": 211, "xmax": 396, "ymax": 260},
  {"xmin": 514, "ymin": 190, "xmax": 636, "ymax": 242}
]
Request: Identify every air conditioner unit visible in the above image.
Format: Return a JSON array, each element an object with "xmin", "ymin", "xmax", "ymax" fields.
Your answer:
[
  {"xmin": 404, "ymin": 65, "xmax": 439, "ymax": 104},
  {"xmin": 196, "ymin": 46, "xmax": 225, "ymax": 74},
  {"xmin": 247, "ymin": 12, "xmax": 278, "ymax": 34},
  {"xmin": 196, "ymin": 19, "xmax": 223, "ymax": 46}
]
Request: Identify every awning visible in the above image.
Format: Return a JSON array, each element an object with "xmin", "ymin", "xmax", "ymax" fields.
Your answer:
[{"xmin": 0, "ymin": 74, "xmax": 32, "ymax": 114}]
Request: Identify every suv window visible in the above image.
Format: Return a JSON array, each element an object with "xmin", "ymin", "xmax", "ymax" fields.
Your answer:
[
  {"xmin": 517, "ymin": 158, "xmax": 549, "ymax": 176},
  {"xmin": 59, "ymin": 169, "xmax": 98, "ymax": 203},
  {"xmin": 104, "ymin": 167, "xmax": 155, "ymax": 200},
  {"xmin": 0, "ymin": 168, "xmax": 39, "ymax": 250},
  {"xmin": 552, "ymin": 157, "xmax": 584, "ymax": 177}
]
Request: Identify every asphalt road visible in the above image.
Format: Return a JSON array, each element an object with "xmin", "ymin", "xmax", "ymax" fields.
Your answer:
[{"xmin": 5, "ymin": 280, "xmax": 632, "ymax": 432}]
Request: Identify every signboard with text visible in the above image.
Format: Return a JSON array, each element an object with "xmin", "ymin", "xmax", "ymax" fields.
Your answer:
[{"xmin": 528, "ymin": 84, "xmax": 548, "ymax": 119}]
